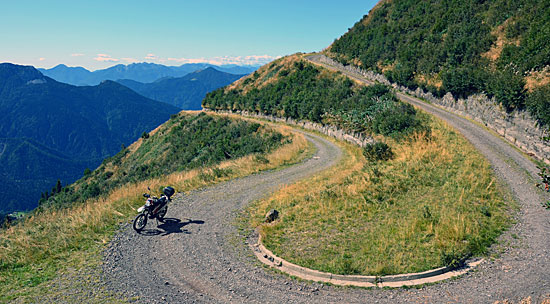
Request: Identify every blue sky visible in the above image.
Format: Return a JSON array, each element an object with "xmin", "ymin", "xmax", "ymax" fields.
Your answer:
[{"xmin": 0, "ymin": 0, "xmax": 378, "ymax": 70}]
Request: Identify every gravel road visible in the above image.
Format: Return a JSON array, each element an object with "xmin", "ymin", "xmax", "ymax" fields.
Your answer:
[{"xmin": 102, "ymin": 56, "xmax": 550, "ymax": 304}]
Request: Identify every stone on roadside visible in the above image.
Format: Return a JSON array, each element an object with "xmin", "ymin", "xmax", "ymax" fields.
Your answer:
[{"xmin": 265, "ymin": 209, "xmax": 279, "ymax": 223}]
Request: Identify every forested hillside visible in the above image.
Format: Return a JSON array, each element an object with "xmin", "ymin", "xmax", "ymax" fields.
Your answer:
[
  {"xmin": 203, "ymin": 55, "xmax": 425, "ymax": 138},
  {"xmin": 0, "ymin": 63, "xmax": 179, "ymax": 214},
  {"xmin": 329, "ymin": 0, "xmax": 550, "ymax": 127},
  {"xmin": 117, "ymin": 67, "xmax": 245, "ymax": 110},
  {"xmin": 37, "ymin": 112, "xmax": 287, "ymax": 211}
]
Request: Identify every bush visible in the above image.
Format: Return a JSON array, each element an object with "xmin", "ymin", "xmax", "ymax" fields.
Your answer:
[
  {"xmin": 442, "ymin": 65, "xmax": 485, "ymax": 99},
  {"xmin": 363, "ymin": 142, "xmax": 394, "ymax": 161},
  {"xmin": 371, "ymin": 103, "xmax": 419, "ymax": 138},
  {"xmin": 526, "ymin": 85, "xmax": 550, "ymax": 127},
  {"xmin": 488, "ymin": 68, "xmax": 526, "ymax": 112}
]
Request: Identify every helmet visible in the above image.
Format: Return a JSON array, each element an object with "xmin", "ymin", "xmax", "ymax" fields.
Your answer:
[{"xmin": 163, "ymin": 186, "xmax": 175, "ymax": 198}]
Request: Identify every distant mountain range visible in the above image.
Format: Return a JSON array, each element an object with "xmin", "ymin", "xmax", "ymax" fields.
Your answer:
[
  {"xmin": 116, "ymin": 67, "xmax": 245, "ymax": 110},
  {"xmin": 38, "ymin": 62, "xmax": 258, "ymax": 86},
  {"xmin": 0, "ymin": 63, "xmax": 180, "ymax": 214}
]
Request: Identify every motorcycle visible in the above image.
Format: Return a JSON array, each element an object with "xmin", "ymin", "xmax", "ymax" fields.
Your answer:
[{"xmin": 133, "ymin": 186, "xmax": 175, "ymax": 232}]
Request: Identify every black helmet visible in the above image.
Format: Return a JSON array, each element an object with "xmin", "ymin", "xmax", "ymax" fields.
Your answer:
[{"xmin": 163, "ymin": 186, "xmax": 175, "ymax": 198}]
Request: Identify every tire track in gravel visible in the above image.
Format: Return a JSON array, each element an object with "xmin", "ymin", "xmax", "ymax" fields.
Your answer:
[{"xmin": 103, "ymin": 132, "xmax": 350, "ymax": 303}]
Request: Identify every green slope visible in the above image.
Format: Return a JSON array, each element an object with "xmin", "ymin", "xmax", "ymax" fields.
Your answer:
[
  {"xmin": 329, "ymin": 0, "xmax": 550, "ymax": 125},
  {"xmin": 37, "ymin": 112, "xmax": 287, "ymax": 211},
  {"xmin": 203, "ymin": 54, "xmax": 426, "ymax": 138}
]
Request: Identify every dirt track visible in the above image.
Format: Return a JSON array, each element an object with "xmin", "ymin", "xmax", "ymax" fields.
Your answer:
[{"xmin": 102, "ymin": 56, "xmax": 550, "ymax": 303}]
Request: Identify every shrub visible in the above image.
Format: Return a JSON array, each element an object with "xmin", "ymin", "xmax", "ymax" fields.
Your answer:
[
  {"xmin": 371, "ymin": 103, "xmax": 419, "ymax": 138},
  {"xmin": 488, "ymin": 68, "xmax": 526, "ymax": 112},
  {"xmin": 363, "ymin": 142, "xmax": 394, "ymax": 161},
  {"xmin": 526, "ymin": 85, "xmax": 550, "ymax": 127}
]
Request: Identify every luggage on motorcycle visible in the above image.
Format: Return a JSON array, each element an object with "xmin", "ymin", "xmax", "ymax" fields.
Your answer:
[{"xmin": 163, "ymin": 186, "xmax": 175, "ymax": 198}]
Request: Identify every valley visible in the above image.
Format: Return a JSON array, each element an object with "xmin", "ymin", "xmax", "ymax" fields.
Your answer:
[{"xmin": 0, "ymin": 63, "xmax": 180, "ymax": 215}]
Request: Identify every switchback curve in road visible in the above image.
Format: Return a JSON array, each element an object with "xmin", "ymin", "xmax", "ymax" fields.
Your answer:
[
  {"xmin": 306, "ymin": 54, "xmax": 550, "ymax": 303},
  {"xmin": 102, "ymin": 55, "xmax": 550, "ymax": 303},
  {"xmin": 103, "ymin": 132, "xmax": 351, "ymax": 303}
]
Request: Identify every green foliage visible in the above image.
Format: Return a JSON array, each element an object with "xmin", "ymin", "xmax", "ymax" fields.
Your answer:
[
  {"xmin": 487, "ymin": 67, "xmax": 526, "ymax": 111},
  {"xmin": 371, "ymin": 103, "xmax": 422, "ymax": 137},
  {"xmin": 141, "ymin": 131, "xmax": 149, "ymax": 139},
  {"xmin": 526, "ymin": 85, "xmax": 550, "ymax": 127},
  {"xmin": 203, "ymin": 60, "xmax": 426, "ymax": 139},
  {"xmin": 37, "ymin": 113, "xmax": 287, "ymax": 210},
  {"xmin": 330, "ymin": 0, "xmax": 550, "ymax": 124},
  {"xmin": 536, "ymin": 165, "xmax": 550, "ymax": 192},
  {"xmin": 363, "ymin": 142, "xmax": 394, "ymax": 161},
  {"xmin": 83, "ymin": 168, "xmax": 91, "ymax": 176},
  {"xmin": 441, "ymin": 65, "xmax": 487, "ymax": 99},
  {"xmin": 441, "ymin": 249, "xmax": 465, "ymax": 269}
]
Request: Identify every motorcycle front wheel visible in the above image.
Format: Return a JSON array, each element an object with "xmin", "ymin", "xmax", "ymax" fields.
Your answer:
[{"xmin": 133, "ymin": 213, "xmax": 147, "ymax": 231}]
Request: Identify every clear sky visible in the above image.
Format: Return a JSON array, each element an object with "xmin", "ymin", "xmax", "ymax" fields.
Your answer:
[{"xmin": 0, "ymin": 0, "xmax": 378, "ymax": 70}]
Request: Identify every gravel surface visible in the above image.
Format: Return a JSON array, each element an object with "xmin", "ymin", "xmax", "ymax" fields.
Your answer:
[{"xmin": 102, "ymin": 57, "xmax": 550, "ymax": 303}]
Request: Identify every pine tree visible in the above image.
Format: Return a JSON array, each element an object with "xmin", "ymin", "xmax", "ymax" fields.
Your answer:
[{"xmin": 55, "ymin": 180, "xmax": 62, "ymax": 194}]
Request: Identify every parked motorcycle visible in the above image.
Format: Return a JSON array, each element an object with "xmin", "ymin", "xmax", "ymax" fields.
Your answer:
[{"xmin": 133, "ymin": 186, "xmax": 175, "ymax": 232}]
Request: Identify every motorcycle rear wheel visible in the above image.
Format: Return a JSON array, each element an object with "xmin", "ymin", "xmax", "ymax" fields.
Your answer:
[{"xmin": 133, "ymin": 213, "xmax": 147, "ymax": 231}]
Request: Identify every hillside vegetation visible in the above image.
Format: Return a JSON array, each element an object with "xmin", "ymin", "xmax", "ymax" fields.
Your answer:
[
  {"xmin": 0, "ymin": 112, "xmax": 310, "ymax": 302},
  {"xmin": 329, "ymin": 0, "xmax": 550, "ymax": 127},
  {"xmin": 204, "ymin": 55, "xmax": 426, "ymax": 139},
  {"xmin": 37, "ymin": 112, "xmax": 289, "ymax": 211}
]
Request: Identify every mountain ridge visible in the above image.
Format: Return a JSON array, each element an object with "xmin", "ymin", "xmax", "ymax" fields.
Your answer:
[
  {"xmin": 38, "ymin": 62, "xmax": 258, "ymax": 86},
  {"xmin": 0, "ymin": 63, "xmax": 180, "ymax": 214},
  {"xmin": 116, "ymin": 67, "xmax": 245, "ymax": 109}
]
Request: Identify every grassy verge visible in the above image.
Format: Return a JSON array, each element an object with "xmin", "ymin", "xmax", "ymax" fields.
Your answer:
[
  {"xmin": 247, "ymin": 115, "xmax": 514, "ymax": 276},
  {"xmin": 0, "ymin": 116, "xmax": 311, "ymax": 302}
]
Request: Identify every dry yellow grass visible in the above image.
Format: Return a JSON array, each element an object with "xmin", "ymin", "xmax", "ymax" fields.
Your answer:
[
  {"xmin": 525, "ymin": 66, "xmax": 550, "ymax": 92},
  {"xmin": 0, "ymin": 115, "xmax": 311, "ymax": 301},
  {"xmin": 415, "ymin": 73, "xmax": 443, "ymax": 90},
  {"xmin": 247, "ymin": 116, "xmax": 511, "ymax": 276},
  {"xmin": 225, "ymin": 54, "xmax": 304, "ymax": 94},
  {"xmin": 483, "ymin": 19, "xmax": 521, "ymax": 62}
]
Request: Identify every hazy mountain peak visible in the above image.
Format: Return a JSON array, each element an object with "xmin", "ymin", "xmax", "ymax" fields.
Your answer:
[{"xmin": 40, "ymin": 62, "xmax": 257, "ymax": 86}]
